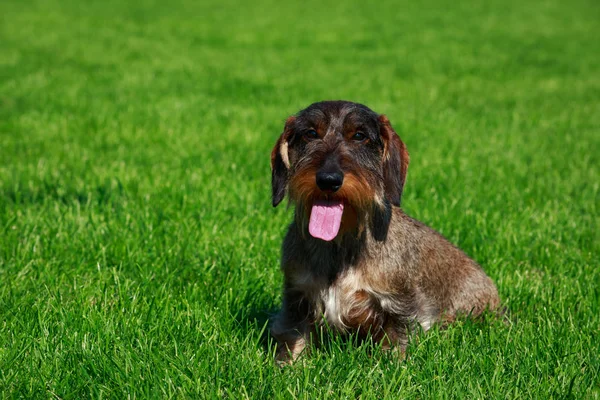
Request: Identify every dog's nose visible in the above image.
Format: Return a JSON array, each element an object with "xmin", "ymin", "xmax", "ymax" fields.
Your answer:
[{"xmin": 316, "ymin": 171, "xmax": 344, "ymax": 192}]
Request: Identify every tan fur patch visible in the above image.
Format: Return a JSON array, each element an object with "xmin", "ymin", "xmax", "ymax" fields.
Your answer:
[{"xmin": 280, "ymin": 141, "xmax": 290, "ymax": 169}]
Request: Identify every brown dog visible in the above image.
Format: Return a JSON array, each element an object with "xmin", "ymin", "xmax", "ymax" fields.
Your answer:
[{"xmin": 270, "ymin": 101, "xmax": 499, "ymax": 362}]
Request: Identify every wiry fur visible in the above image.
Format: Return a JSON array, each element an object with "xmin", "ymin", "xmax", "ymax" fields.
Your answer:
[{"xmin": 270, "ymin": 101, "xmax": 499, "ymax": 363}]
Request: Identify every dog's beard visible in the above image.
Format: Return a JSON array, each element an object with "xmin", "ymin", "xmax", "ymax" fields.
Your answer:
[{"xmin": 289, "ymin": 170, "xmax": 379, "ymax": 241}]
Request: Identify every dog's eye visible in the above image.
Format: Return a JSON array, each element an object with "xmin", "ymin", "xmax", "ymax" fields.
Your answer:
[
  {"xmin": 304, "ymin": 130, "xmax": 319, "ymax": 140},
  {"xmin": 352, "ymin": 132, "xmax": 367, "ymax": 141}
]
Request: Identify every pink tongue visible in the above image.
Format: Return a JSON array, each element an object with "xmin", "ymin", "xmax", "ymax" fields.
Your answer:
[{"xmin": 309, "ymin": 200, "xmax": 344, "ymax": 241}]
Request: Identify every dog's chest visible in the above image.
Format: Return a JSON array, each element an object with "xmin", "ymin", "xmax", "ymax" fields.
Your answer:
[
  {"xmin": 293, "ymin": 267, "xmax": 380, "ymax": 332},
  {"xmin": 322, "ymin": 285, "xmax": 346, "ymax": 330}
]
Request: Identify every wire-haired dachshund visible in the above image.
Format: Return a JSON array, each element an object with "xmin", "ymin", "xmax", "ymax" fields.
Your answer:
[{"xmin": 270, "ymin": 100, "xmax": 499, "ymax": 362}]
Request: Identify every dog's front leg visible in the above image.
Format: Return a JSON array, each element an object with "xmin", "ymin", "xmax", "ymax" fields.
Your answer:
[{"xmin": 270, "ymin": 288, "xmax": 315, "ymax": 364}]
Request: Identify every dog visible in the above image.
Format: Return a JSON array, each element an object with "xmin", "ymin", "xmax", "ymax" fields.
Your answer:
[{"xmin": 270, "ymin": 100, "xmax": 500, "ymax": 362}]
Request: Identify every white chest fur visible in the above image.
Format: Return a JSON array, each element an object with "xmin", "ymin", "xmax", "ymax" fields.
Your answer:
[
  {"xmin": 292, "ymin": 267, "xmax": 435, "ymax": 333},
  {"xmin": 313, "ymin": 269, "xmax": 373, "ymax": 331},
  {"xmin": 323, "ymin": 286, "xmax": 346, "ymax": 330}
]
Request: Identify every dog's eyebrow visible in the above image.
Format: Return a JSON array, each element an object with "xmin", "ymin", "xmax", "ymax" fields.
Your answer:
[
  {"xmin": 300, "ymin": 108, "xmax": 328, "ymax": 122},
  {"xmin": 342, "ymin": 110, "xmax": 378, "ymax": 129}
]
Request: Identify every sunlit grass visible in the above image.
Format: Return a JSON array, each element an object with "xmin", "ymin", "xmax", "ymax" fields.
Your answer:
[{"xmin": 0, "ymin": 0, "xmax": 598, "ymax": 397}]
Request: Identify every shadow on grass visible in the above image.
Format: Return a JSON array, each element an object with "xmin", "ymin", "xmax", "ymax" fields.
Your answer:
[{"xmin": 233, "ymin": 302, "xmax": 280, "ymax": 352}]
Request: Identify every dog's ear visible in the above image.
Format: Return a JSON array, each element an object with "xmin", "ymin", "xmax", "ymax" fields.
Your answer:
[
  {"xmin": 379, "ymin": 115, "xmax": 409, "ymax": 206},
  {"xmin": 270, "ymin": 116, "xmax": 296, "ymax": 207},
  {"xmin": 371, "ymin": 200, "xmax": 392, "ymax": 241}
]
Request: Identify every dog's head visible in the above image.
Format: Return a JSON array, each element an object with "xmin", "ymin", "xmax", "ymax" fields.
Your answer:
[{"xmin": 271, "ymin": 101, "xmax": 409, "ymax": 242}]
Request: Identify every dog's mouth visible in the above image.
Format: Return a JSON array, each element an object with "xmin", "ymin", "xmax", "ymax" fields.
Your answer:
[{"xmin": 308, "ymin": 199, "xmax": 345, "ymax": 241}]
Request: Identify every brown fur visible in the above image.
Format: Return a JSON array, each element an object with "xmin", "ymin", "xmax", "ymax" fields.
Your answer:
[{"xmin": 270, "ymin": 101, "xmax": 500, "ymax": 363}]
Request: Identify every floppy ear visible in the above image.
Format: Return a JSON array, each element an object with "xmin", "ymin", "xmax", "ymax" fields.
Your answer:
[
  {"xmin": 379, "ymin": 115, "xmax": 409, "ymax": 206},
  {"xmin": 270, "ymin": 116, "xmax": 296, "ymax": 207}
]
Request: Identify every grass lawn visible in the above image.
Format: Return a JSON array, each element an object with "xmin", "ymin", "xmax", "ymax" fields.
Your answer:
[{"xmin": 1, "ymin": 0, "xmax": 599, "ymax": 397}]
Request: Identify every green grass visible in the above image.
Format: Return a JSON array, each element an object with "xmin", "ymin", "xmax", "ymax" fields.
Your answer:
[{"xmin": 1, "ymin": 0, "xmax": 599, "ymax": 397}]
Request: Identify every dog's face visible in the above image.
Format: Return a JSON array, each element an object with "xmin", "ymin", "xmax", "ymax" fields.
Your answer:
[{"xmin": 271, "ymin": 101, "xmax": 409, "ymax": 241}]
